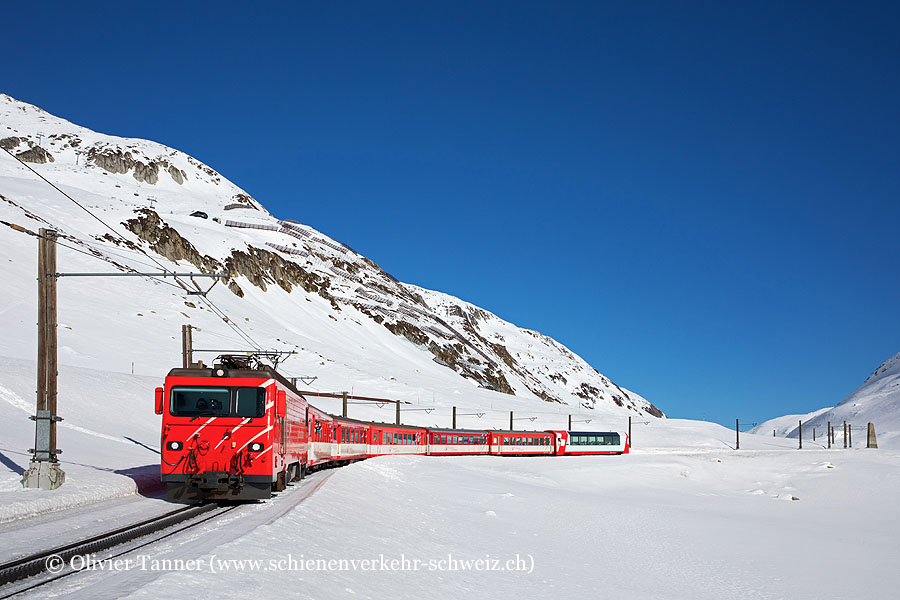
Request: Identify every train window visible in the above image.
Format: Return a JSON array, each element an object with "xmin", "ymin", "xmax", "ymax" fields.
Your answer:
[
  {"xmin": 234, "ymin": 388, "xmax": 266, "ymax": 418},
  {"xmin": 170, "ymin": 387, "xmax": 231, "ymax": 417}
]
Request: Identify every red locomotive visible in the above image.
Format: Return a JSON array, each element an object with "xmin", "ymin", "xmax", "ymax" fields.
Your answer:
[
  {"xmin": 156, "ymin": 356, "xmax": 307, "ymax": 500},
  {"xmin": 156, "ymin": 355, "xmax": 628, "ymax": 501}
]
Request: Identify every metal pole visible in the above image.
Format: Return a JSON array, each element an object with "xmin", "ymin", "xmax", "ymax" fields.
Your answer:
[
  {"xmin": 568, "ymin": 414, "xmax": 572, "ymax": 430},
  {"xmin": 843, "ymin": 421, "xmax": 847, "ymax": 448},
  {"xmin": 629, "ymin": 416, "xmax": 632, "ymax": 448},
  {"xmin": 736, "ymin": 418, "xmax": 740, "ymax": 450},
  {"xmin": 452, "ymin": 406, "xmax": 456, "ymax": 429},
  {"xmin": 827, "ymin": 421, "xmax": 831, "ymax": 448},
  {"xmin": 798, "ymin": 420, "xmax": 802, "ymax": 449},
  {"xmin": 849, "ymin": 424, "xmax": 852, "ymax": 448},
  {"xmin": 510, "ymin": 411, "xmax": 514, "ymax": 431},
  {"xmin": 813, "ymin": 428, "xmax": 816, "ymax": 442}
]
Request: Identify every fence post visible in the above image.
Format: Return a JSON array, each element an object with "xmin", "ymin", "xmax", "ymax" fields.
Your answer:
[{"xmin": 867, "ymin": 423, "xmax": 878, "ymax": 448}]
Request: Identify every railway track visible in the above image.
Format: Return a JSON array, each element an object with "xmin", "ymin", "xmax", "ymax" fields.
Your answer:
[{"xmin": 0, "ymin": 502, "xmax": 238, "ymax": 598}]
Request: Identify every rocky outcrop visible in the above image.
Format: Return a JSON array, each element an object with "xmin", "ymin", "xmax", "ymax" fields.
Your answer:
[
  {"xmin": 168, "ymin": 164, "xmax": 184, "ymax": 184},
  {"xmin": 122, "ymin": 209, "xmax": 340, "ymax": 305},
  {"xmin": 123, "ymin": 209, "xmax": 222, "ymax": 272},
  {"xmin": 16, "ymin": 145, "xmax": 54, "ymax": 163},
  {"xmin": 86, "ymin": 148, "xmax": 185, "ymax": 185},
  {"xmin": 0, "ymin": 137, "xmax": 23, "ymax": 151}
]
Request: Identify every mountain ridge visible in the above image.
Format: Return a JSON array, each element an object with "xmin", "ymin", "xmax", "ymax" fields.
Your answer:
[{"xmin": 0, "ymin": 92, "xmax": 663, "ymax": 420}]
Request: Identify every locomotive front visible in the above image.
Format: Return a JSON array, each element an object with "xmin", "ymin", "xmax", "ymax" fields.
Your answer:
[{"xmin": 156, "ymin": 364, "xmax": 283, "ymax": 500}]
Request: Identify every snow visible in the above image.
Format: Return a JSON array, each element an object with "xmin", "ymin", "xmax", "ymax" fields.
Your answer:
[
  {"xmin": 752, "ymin": 352, "xmax": 900, "ymax": 448},
  {"xmin": 6, "ymin": 451, "xmax": 897, "ymax": 600},
  {"xmin": 1, "ymin": 93, "xmax": 898, "ymax": 598}
]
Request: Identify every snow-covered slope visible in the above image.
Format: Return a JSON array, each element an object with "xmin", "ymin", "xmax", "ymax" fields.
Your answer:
[
  {"xmin": 752, "ymin": 352, "xmax": 900, "ymax": 447},
  {"xmin": 0, "ymin": 93, "xmax": 662, "ymax": 423}
]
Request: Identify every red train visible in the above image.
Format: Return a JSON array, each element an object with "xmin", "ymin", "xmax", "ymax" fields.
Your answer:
[{"xmin": 156, "ymin": 356, "xmax": 628, "ymax": 500}]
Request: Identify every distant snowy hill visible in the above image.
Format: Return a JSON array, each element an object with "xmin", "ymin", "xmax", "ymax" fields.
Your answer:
[
  {"xmin": 752, "ymin": 352, "xmax": 900, "ymax": 447},
  {"xmin": 0, "ymin": 92, "xmax": 662, "ymax": 424}
]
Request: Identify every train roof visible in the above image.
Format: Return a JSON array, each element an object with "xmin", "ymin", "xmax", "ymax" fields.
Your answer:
[
  {"xmin": 428, "ymin": 428, "xmax": 491, "ymax": 435},
  {"xmin": 330, "ymin": 416, "xmax": 372, "ymax": 427},
  {"xmin": 488, "ymin": 430, "xmax": 553, "ymax": 435},
  {"xmin": 166, "ymin": 365, "xmax": 302, "ymax": 395},
  {"xmin": 366, "ymin": 422, "xmax": 428, "ymax": 431}
]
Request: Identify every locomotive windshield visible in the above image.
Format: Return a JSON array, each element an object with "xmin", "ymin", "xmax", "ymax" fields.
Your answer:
[{"xmin": 170, "ymin": 386, "xmax": 266, "ymax": 418}]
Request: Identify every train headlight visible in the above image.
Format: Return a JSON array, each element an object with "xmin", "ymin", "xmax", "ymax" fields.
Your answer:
[
  {"xmin": 248, "ymin": 442, "xmax": 264, "ymax": 452},
  {"xmin": 166, "ymin": 441, "xmax": 183, "ymax": 451}
]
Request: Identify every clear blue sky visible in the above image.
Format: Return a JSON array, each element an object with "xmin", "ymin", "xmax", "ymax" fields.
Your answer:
[{"xmin": 4, "ymin": 1, "xmax": 899, "ymax": 425}]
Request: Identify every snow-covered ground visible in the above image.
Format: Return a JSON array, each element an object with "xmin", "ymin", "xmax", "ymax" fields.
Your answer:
[{"xmin": 4, "ymin": 449, "xmax": 897, "ymax": 600}]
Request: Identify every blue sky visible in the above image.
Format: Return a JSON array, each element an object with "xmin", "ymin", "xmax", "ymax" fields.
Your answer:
[{"xmin": 4, "ymin": 1, "xmax": 899, "ymax": 425}]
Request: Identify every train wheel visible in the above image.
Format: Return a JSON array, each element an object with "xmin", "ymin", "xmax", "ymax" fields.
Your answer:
[{"xmin": 273, "ymin": 470, "xmax": 286, "ymax": 492}]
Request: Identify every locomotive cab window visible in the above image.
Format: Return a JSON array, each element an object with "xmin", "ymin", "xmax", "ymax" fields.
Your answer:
[{"xmin": 234, "ymin": 387, "xmax": 266, "ymax": 418}]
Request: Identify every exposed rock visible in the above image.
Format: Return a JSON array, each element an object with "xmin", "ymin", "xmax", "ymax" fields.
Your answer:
[
  {"xmin": 168, "ymin": 164, "xmax": 185, "ymax": 184},
  {"xmin": 123, "ymin": 208, "xmax": 222, "ymax": 273},
  {"xmin": 0, "ymin": 137, "xmax": 23, "ymax": 151},
  {"xmin": 488, "ymin": 342, "xmax": 518, "ymax": 370},
  {"xmin": 384, "ymin": 321, "xmax": 429, "ymax": 346},
  {"xmin": 16, "ymin": 145, "xmax": 54, "ymax": 163}
]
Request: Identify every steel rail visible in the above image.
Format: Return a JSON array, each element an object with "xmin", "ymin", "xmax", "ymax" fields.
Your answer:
[{"xmin": 0, "ymin": 503, "xmax": 224, "ymax": 590}]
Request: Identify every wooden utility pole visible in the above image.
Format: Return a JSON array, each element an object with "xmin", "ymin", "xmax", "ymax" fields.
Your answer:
[
  {"xmin": 510, "ymin": 411, "xmax": 514, "ymax": 431},
  {"xmin": 849, "ymin": 424, "xmax": 852, "ymax": 448},
  {"xmin": 181, "ymin": 324, "xmax": 193, "ymax": 368},
  {"xmin": 629, "ymin": 416, "xmax": 632, "ymax": 448},
  {"xmin": 452, "ymin": 406, "xmax": 456, "ymax": 429},
  {"xmin": 24, "ymin": 229, "xmax": 65, "ymax": 490},
  {"xmin": 843, "ymin": 421, "xmax": 847, "ymax": 448},
  {"xmin": 342, "ymin": 392, "xmax": 348, "ymax": 418},
  {"xmin": 568, "ymin": 414, "xmax": 572, "ymax": 430},
  {"xmin": 798, "ymin": 420, "xmax": 802, "ymax": 449},
  {"xmin": 395, "ymin": 401, "xmax": 400, "ymax": 425},
  {"xmin": 735, "ymin": 418, "xmax": 740, "ymax": 450}
]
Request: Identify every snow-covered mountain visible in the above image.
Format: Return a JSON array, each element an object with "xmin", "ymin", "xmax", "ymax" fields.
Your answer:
[
  {"xmin": 0, "ymin": 93, "xmax": 662, "ymax": 424},
  {"xmin": 752, "ymin": 352, "xmax": 900, "ymax": 447}
]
